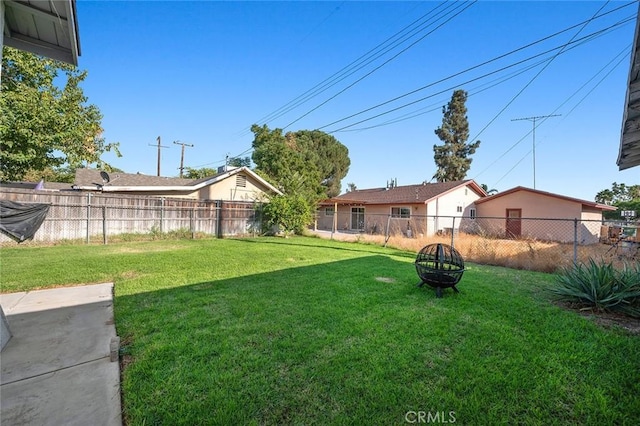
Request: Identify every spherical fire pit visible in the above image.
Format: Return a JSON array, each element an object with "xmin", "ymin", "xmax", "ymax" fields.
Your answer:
[{"xmin": 415, "ymin": 243, "xmax": 465, "ymax": 298}]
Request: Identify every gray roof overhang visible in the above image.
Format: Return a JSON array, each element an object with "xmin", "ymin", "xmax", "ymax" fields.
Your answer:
[
  {"xmin": 618, "ymin": 3, "xmax": 640, "ymax": 170},
  {"xmin": 3, "ymin": 0, "xmax": 80, "ymax": 65}
]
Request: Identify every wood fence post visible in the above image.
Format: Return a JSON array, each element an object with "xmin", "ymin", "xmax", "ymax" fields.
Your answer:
[{"xmin": 86, "ymin": 192, "xmax": 92, "ymax": 244}]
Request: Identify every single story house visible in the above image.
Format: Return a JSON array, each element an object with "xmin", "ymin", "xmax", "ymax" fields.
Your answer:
[
  {"xmin": 72, "ymin": 166, "xmax": 282, "ymax": 201},
  {"xmin": 472, "ymin": 186, "xmax": 617, "ymax": 244},
  {"xmin": 317, "ymin": 180, "xmax": 487, "ymax": 236}
]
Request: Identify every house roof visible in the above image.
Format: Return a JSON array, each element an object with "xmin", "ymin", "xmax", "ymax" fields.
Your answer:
[
  {"xmin": 320, "ymin": 180, "xmax": 486, "ymax": 205},
  {"xmin": 74, "ymin": 169, "xmax": 193, "ymax": 188},
  {"xmin": 2, "ymin": 0, "xmax": 81, "ymax": 65},
  {"xmin": 72, "ymin": 167, "xmax": 283, "ymax": 196},
  {"xmin": 618, "ymin": 3, "xmax": 640, "ymax": 170},
  {"xmin": 473, "ymin": 186, "xmax": 617, "ymax": 211},
  {"xmin": 0, "ymin": 180, "xmax": 73, "ymax": 191}
]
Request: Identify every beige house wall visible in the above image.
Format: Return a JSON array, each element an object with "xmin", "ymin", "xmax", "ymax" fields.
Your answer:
[
  {"xmin": 317, "ymin": 203, "xmax": 425, "ymax": 234},
  {"xmin": 199, "ymin": 173, "xmax": 271, "ymax": 202},
  {"xmin": 316, "ymin": 183, "xmax": 483, "ymax": 236},
  {"xmin": 474, "ymin": 191, "xmax": 605, "ymax": 243},
  {"xmin": 474, "ymin": 191, "xmax": 584, "ymax": 218}
]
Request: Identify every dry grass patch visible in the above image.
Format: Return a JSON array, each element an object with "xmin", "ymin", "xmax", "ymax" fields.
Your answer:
[{"xmin": 313, "ymin": 231, "xmax": 631, "ymax": 273}]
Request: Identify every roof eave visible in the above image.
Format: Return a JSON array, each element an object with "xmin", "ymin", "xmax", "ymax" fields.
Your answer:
[
  {"xmin": 3, "ymin": 0, "xmax": 81, "ymax": 66},
  {"xmin": 618, "ymin": 3, "xmax": 640, "ymax": 170}
]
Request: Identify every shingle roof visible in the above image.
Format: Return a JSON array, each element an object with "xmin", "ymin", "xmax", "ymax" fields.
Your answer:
[
  {"xmin": 74, "ymin": 169, "xmax": 194, "ymax": 187},
  {"xmin": 473, "ymin": 186, "xmax": 617, "ymax": 211},
  {"xmin": 72, "ymin": 167, "xmax": 283, "ymax": 196},
  {"xmin": 0, "ymin": 181, "xmax": 73, "ymax": 191},
  {"xmin": 323, "ymin": 180, "xmax": 484, "ymax": 205}
]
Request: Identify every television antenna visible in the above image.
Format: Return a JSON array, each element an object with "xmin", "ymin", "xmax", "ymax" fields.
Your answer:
[{"xmin": 511, "ymin": 114, "xmax": 560, "ymax": 189}]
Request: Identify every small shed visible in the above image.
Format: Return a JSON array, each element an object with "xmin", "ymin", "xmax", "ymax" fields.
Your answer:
[{"xmin": 472, "ymin": 186, "xmax": 617, "ymax": 243}]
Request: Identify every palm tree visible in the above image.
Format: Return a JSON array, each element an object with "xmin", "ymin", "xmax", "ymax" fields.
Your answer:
[{"xmin": 481, "ymin": 184, "xmax": 498, "ymax": 195}]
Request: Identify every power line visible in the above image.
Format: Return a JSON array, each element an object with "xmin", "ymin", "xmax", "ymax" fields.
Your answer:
[
  {"xmin": 214, "ymin": 10, "xmax": 631, "ymax": 172},
  {"xmin": 487, "ymin": 44, "xmax": 629, "ymax": 188},
  {"xmin": 340, "ymin": 51, "xmax": 555, "ymax": 132},
  {"xmin": 315, "ymin": 4, "xmax": 634, "ymax": 133},
  {"xmin": 281, "ymin": 0, "xmax": 477, "ymax": 130},
  {"xmin": 240, "ymin": 1, "xmax": 457, "ymax": 135},
  {"xmin": 467, "ymin": 0, "xmax": 612, "ymax": 145},
  {"xmin": 322, "ymin": 15, "xmax": 632, "ymax": 134}
]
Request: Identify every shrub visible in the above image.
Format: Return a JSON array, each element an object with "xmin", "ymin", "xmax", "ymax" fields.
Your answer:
[
  {"xmin": 262, "ymin": 195, "xmax": 313, "ymax": 236},
  {"xmin": 551, "ymin": 260, "xmax": 640, "ymax": 318}
]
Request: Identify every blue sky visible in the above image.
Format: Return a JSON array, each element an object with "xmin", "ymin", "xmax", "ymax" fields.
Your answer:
[{"xmin": 77, "ymin": 0, "xmax": 639, "ymax": 202}]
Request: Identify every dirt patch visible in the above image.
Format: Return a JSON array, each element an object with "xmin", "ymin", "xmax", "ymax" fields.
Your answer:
[
  {"xmin": 110, "ymin": 244, "xmax": 185, "ymax": 254},
  {"xmin": 558, "ymin": 302, "xmax": 640, "ymax": 335}
]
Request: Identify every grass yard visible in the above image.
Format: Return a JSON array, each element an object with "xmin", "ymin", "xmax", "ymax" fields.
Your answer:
[{"xmin": 1, "ymin": 237, "xmax": 638, "ymax": 425}]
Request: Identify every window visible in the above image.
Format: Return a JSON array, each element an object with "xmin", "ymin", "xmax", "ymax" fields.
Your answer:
[
  {"xmin": 351, "ymin": 207, "xmax": 365, "ymax": 230},
  {"xmin": 469, "ymin": 208, "xmax": 476, "ymax": 219},
  {"xmin": 391, "ymin": 207, "xmax": 411, "ymax": 218},
  {"xmin": 456, "ymin": 205, "xmax": 463, "ymax": 213},
  {"xmin": 325, "ymin": 207, "xmax": 334, "ymax": 216},
  {"xmin": 236, "ymin": 175, "xmax": 247, "ymax": 188}
]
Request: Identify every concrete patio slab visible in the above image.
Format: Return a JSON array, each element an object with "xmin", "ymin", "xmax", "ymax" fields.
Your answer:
[{"xmin": 0, "ymin": 283, "xmax": 121, "ymax": 426}]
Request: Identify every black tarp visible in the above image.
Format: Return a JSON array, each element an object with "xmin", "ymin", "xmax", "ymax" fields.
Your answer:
[{"xmin": 0, "ymin": 200, "xmax": 51, "ymax": 243}]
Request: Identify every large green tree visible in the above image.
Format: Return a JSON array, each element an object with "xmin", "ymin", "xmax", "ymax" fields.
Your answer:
[
  {"xmin": 228, "ymin": 156, "xmax": 251, "ymax": 168},
  {"xmin": 432, "ymin": 89, "xmax": 480, "ymax": 182},
  {"xmin": 0, "ymin": 47, "xmax": 120, "ymax": 182},
  {"xmin": 595, "ymin": 182, "xmax": 640, "ymax": 205},
  {"xmin": 250, "ymin": 124, "xmax": 350, "ymax": 199}
]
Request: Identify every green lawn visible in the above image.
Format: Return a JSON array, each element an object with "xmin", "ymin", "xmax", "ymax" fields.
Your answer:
[{"xmin": 1, "ymin": 237, "xmax": 638, "ymax": 425}]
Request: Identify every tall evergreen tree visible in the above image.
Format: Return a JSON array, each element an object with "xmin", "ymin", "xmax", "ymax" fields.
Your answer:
[{"xmin": 432, "ymin": 90, "xmax": 480, "ymax": 182}]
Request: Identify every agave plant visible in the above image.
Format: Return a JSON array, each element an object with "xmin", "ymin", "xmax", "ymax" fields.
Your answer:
[{"xmin": 551, "ymin": 259, "xmax": 640, "ymax": 318}]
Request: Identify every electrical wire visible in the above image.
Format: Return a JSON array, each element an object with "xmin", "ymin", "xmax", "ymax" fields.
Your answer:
[
  {"xmin": 317, "ymin": 6, "xmax": 634, "ymax": 133},
  {"xmin": 237, "ymin": 1, "xmax": 457, "ymax": 136},
  {"xmin": 281, "ymin": 0, "xmax": 477, "ymax": 130},
  {"xmin": 465, "ymin": 0, "xmax": 612, "ymax": 151},
  {"xmin": 488, "ymin": 44, "xmax": 630, "ymax": 188},
  {"xmin": 323, "ymin": 19, "xmax": 631, "ymax": 133}
]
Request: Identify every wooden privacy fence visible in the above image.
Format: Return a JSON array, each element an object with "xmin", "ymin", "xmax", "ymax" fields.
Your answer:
[{"xmin": 0, "ymin": 189, "xmax": 263, "ymax": 244}]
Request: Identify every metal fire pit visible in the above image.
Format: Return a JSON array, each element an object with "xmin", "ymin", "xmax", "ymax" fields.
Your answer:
[{"xmin": 415, "ymin": 243, "xmax": 465, "ymax": 298}]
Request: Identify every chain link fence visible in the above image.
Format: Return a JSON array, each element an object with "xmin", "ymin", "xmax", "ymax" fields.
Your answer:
[{"xmin": 313, "ymin": 211, "xmax": 639, "ymax": 272}]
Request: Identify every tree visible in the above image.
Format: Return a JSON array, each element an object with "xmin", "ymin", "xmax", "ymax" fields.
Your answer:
[
  {"xmin": 596, "ymin": 182, "xmax": 640, "ymax": 221},
  {"xmin": 346, "ymin": 182, "xmax": 357, "ymax": 193},
  {"xmin": 480, "ymin": 183, "xmax": 498, "ymax": 195},
  {"xmin": 183, "ymin": 167, "xmax": 218, "ymax": 179},
  {"xmin": 262, "ymin": 194, "xmax": 313, "ymax": 236},
  {"xmin": 228, "ymin": 156, "xmax": 251, "ymax": 168},
  {"xmin": 251, "ymin": 124, "xmax": 350, "ymax": 200},
  {"xmin": 0, "ymin": 47, "xmax": 120, "ymax": 182},
  {"xmin": 432, "ymin": 90, "xmax": 480, "ymax": 182},
  {"xmin": 595, "ymin": 182, "xmax": 640, "ymax": 205}
]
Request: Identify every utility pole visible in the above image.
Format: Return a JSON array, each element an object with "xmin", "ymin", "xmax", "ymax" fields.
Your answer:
[
  {"xmin": 511, "ymin": 114, "xmax": 560, "ymax": 189},
  {"xmin": 174, "ymin": 141, "xmax": 194, "ymax": 178},
  {"xmin": 148, "ymin": 136, "xmax": 169, "ymax": 176}
]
